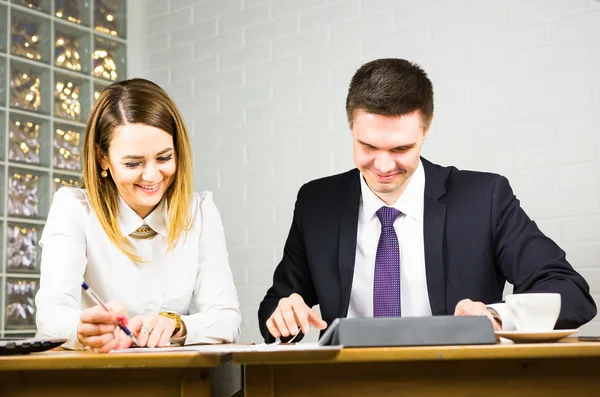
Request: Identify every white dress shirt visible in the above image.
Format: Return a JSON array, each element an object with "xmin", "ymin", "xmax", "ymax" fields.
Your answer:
[
  {"xmin": 35, "ymin": 188, "xmax": 241, "ymax": 349},
  {"xmin": 349, "ymin": 160, "xmax": 431, "ymax": 318},
  {"xmin": 347, "ymin": 160, "xmax": 514, "ymax": 329}
]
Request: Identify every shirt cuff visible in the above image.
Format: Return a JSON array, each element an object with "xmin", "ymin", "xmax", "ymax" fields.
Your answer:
[
  {"xmin": 180, "ymin": 311, "xmax": 241, "ymax": 345},
  {"xmin": 487, "ymin": 303, "xmax": 515, "ymax": 331},
  {"xmin": 37, "ymin": 315, "xmax": 85, "ymax": 350},
  {"xmin": 169, "ymin": 335, "xmax": 187, "ymax": 346}
]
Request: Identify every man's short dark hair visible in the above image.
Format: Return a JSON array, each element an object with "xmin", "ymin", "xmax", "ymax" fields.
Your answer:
[{"xmin": 345, "ymin": 58, "xmax": 434, "ymax": 129}]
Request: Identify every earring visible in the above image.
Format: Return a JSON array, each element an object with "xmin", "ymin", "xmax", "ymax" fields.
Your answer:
[{"xmin": 101, "ymin": 169, "xmax": 108, "ymax": 178}]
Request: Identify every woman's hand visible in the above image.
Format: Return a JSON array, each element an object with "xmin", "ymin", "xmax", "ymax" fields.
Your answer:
[
  {"xmin": 77, "ymin": 300, "xmax": 132, "ymax": 353},
  {"xmin": 128, "ymin": 314, "xmax": 177, "ymax": 348}
]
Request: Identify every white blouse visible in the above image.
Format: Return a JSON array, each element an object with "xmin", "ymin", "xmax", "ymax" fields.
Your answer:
[{"xmin": 35, "ymin": 187, "xmax": 241, "ymax": 349}]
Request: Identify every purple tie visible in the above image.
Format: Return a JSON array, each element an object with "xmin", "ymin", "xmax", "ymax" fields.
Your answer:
[{"xmin": 373, "ymin": 206, "xmax": 402, "ymax": 317}]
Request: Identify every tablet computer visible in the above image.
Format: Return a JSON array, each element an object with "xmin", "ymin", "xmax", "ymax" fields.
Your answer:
[{"xmin": 317, "ymin": 316, "xmax": 496, "ymax": 347}]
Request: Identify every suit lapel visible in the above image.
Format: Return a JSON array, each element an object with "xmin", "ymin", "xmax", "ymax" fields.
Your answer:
[
  {"xmin": 338, "ymin": 170, "xmax": 361, "ymax": 318},
  {"xmin": 422, "ymin": 158, "xmax": 448, "ymax": 315}
]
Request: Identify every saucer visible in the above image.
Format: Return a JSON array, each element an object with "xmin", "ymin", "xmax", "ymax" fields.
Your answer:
[{"xmin": 495, "ymin": 329, "xmax": 579, "ymax": 343}]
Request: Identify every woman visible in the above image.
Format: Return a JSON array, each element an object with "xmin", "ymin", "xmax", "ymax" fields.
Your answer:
[{"xmin": 35, "ymin": 78, "xmax": 241, "ymax": 352}]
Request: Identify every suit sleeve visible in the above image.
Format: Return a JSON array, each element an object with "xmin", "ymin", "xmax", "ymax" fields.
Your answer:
[
  {"xmin": 258, "ymin": 185, "xmax": 319, "ymax": 343},
  {"xmin": 491, "ymin": 176, "xmax": 596, "ymax": 329}
]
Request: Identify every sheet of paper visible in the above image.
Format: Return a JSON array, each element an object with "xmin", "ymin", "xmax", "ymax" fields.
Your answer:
[{"xmin": 108, "ymin": 341, "xmax": 342, "ymax": 354}]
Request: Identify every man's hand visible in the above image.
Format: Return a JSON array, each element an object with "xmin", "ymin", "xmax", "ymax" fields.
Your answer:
[
  {"xmin": 266, "ymin": 293, "xmax": 327, "ymax": 338},
  {"xmin": 454, "ymin": 298, "xmax": 502, "ymax": 331}
]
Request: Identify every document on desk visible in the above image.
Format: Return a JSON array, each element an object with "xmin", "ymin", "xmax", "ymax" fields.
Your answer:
[{"xmin": 108, "ymin": 342, "xmax": 343, "ymax": 354}]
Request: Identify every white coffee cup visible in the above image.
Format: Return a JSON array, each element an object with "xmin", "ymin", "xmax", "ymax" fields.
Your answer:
[{"xmin": 505, "ymin": 293, "xmax": 561, "ymax": 332}]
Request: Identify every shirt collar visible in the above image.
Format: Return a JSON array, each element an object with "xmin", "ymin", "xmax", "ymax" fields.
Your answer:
[
  {"xmin": 118, "ymin": 196, "xmax": 168, "ymax": 237},
  {"xmin": 359, "ymin": 159, "xmax": 425, "ymax": 223}
]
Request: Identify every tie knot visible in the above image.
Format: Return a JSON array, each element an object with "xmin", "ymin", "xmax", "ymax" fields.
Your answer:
[
  {"xmin": 129, "ymin": 224, "xmax": 157, "ymax": 240},
  {"xmin": 376, "ymin": 206, "xmax": 401, "ymax": 228}
]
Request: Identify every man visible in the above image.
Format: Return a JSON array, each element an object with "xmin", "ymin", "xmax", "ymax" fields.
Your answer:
[{"xmin": 258, "ymin": 58, "xmax": 596, "ymax": 343}]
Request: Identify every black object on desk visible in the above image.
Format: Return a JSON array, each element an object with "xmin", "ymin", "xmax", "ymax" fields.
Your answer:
[
  {"xmin": 0, "ymin": 337, "xmax": 66, "ymax": 355},
  {"xmin": 318, "ymin": 316, "xmax": 497, "ymax": 347},
  {"xmin": 578, "ymin": 336, "xmax": 600, "ymax": 342}
]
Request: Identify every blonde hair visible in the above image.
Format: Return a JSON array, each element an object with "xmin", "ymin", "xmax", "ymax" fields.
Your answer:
[{"xmin": 81, "ymin": 78, "xmax": 193, "ymax": 262}]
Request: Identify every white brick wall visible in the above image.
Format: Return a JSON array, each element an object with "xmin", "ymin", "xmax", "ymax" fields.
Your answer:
[{"xmin": 128, "ymin": 0, "xmax": 600, "ymax": 342}]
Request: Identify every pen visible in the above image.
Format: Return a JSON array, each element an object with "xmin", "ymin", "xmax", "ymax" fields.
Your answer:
[{"xmin": 81, "ymin": 282, "xmax": 139, "ymax": 346}]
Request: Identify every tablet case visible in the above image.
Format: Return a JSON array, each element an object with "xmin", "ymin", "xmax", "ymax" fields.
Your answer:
[{"xmin": 318, "ymin": 316, "xmax": 497, "ymax": 347}]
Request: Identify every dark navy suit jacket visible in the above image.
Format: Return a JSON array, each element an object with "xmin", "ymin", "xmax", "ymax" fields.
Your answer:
[{"xmin": 258, "ymin": 158, "xmax": 596, "ymax": 342}]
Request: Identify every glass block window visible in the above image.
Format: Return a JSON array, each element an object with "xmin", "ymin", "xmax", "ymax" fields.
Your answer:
[
  {"xmin": 0, "ymin": 0, "xmax": 127, "ymax": 337},
  {"xmin": 7, "ymin": 222, "xmax": 42, "ymax": 273},
  {"xmin": 5, "ymin": 277, "xmax": 38, "ymax": 329}
]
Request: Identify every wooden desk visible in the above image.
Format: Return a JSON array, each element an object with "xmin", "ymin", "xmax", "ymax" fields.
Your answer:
[
  {"xmin": 0, "ymin": 349, "xmax": 240, "ymax": 397},
  {"xmin": 235, "ymin": 339, "xmax": 600, "ymax": 397}
]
